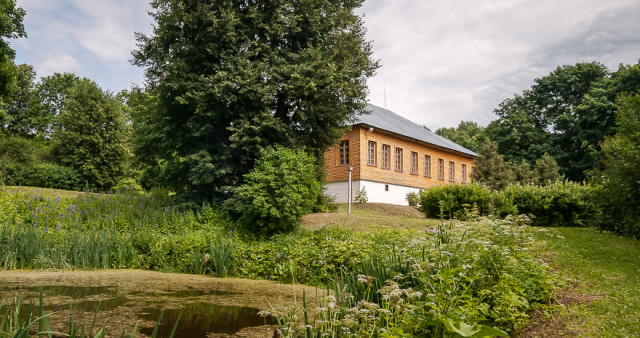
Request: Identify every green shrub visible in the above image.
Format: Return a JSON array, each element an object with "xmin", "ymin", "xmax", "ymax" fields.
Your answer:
[
  {"xmin": 0, "ymin": 160, "xmax": 83, "ymax": 190},
  {"xmin": 504, "ymin": 182, "xmax": 593, "ymax": 227},
  {"xmin": 419, "ymin": 184, "xmax": 492, "ymax": 218},
  {"xmin": 406, "ymin": 191, "xmax": 420, "ymax": 206},
  {"xmin": 226, "ymin": 146, "xmax": 323, "ymax": 234},
  {"xmin": 355, "ymin": 187, "xmax": 368, "ymax": 203}
]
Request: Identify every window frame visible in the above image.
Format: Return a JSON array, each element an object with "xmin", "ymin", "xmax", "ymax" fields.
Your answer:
[
  {"xmin": 424, "ymin": 155, "xmax": 431, "ymax": 177},
  {"xmin": 368, "ymin": 141, "xmax": 377, "ymax": 167},
  {"xmin": 381, "ymin": 144, "xmax": 391, "ymax": 169},
  {"xmin": 411, "ymin": 151, "xmax": 418, "ymax": 175},
  {"xmin": 394, "ymin": 147, "xmax": 403, "ymax": 172},
  {"xmin": 449, "ymin": 161, "xmax": 455, "ymax": 182},
  {"xmin": 338, "ymin": 140, "xmax": 350, "ymax": 165},
  {"xmin": 461, "ymin": 164, "xmax": 467, "ymax": 184},
  {"xmin": 438, "ymin": 158, "xmax": 444, "ymax": 180}
]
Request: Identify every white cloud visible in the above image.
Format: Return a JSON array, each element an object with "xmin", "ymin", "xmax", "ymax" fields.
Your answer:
[{"xmin": 12, "ymin": 0, "xmax": 640, "ymax": 128}]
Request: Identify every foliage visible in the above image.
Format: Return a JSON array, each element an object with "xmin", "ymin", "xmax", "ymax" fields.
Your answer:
[
  {"xmin": 535, "ymin": 152, "xmax": 563, "ymax": 184},
  {"xmin": 355, "ymin": 186, "xmax": 368, "ymax": 204},
  {"xmin": 471, "ymin": 141, "xmax": 514, "ymax": 190},
  {"xmin": 503, "ymin": 182, "xmax": 593, "ymax": 227},
  {"xmin": 52, "ymin": 79, "xmax": 129, "ymax": 191},
  {"xmin": 487, "ymin": 61, "xmax": 640, "ymax": 182},
  {"xmin": 593, "ymin": 94, "xmax": 640, "ymax": 237},
  {"xmin": 420, "ymin": 183, "xmax": 492, "ymax": 219},
  {"xmin": 0, "ymin": 0, "xmax": 26, "ymax": 102},
  {"xmin": 132, "ymin": 0, "xmax": 378, "ymax": 203},
  {"xmin": 273, "ymin": 218, "xmax": 555, "ymax": 336},
  {"xmin": 435, "ymin": 121, "xmax": 489, "ymax": 153},
  {"xmin": 226, "ymin": 147, "xmax": 322, "ymax": 234},
  {"xmin": 31, "ymin": 72, "xmax": 82, "ymax": 137},
  {"xmin": 0, "ymin": 159, "xmax": 83, "ymax": 190},
  {"xmin": 0, "ymin": 136, "xmax": 51, "ymax": 164},
  {"xmin": 418, "ymin": 182, "xmax": 593, "ymax": 227},
  {"xmin": 311, "ymin": 190, "xmax": 338, "ymax": 213},
  {"xmin": 406, "ymin": 191, "xmax": 420, "ymax": 206},
  {"xmin": 0, "ymin": 64, "xmax": 38, "ymax": 137}
]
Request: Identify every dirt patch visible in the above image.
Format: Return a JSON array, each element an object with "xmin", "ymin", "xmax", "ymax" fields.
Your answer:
[{"xmin": 515, "ymin": 285, "xmax": 604, "ymax": 337}]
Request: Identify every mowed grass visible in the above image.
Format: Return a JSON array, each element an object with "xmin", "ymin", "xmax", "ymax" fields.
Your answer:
[
  {"xmin": 300, "ymin": 202, "xmax": 441, "ymax": 231},
  {"xmin": 3, "ymin": 185, "xmax": 82, "ymax": 199},
  {"xmin": 527, "ymin": 227, "xmax": 640, "ymax": 336}
]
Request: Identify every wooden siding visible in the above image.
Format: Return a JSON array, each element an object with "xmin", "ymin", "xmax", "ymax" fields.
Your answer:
[{"xmin": 324, "ymin": 126, "xmax": 474, "ymax": 188}]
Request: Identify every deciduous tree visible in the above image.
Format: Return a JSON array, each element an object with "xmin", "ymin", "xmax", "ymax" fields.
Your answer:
[
  {"xmin": 0, "ymin": 0, "xmax": 25, "ymax": 103},
  {"xmin": 52, "ymin": 79, "xmax": 129, "ymax": 191},
  {"xmin": 132, "ymin": 0, "xmax": 378, "ymax": 202}
]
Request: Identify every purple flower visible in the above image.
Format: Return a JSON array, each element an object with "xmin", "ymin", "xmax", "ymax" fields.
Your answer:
[
  {"xmin": 202, "ymin": 201, "xmax": 205, "ymax": 209},
  {"xmin": 56, "ymin": 222, "xmax": 62, "ymax": 230},
  {"xmin": 44, "ymin": 226, "xmax": 49, "ymax": 233}
]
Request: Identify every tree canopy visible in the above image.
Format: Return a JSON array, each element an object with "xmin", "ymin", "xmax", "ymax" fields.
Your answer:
[
  {"xmin": 487, "ymin": 61, "xmax": 640, "ymax": 181},
  {"xmin": 0, "ymin": 0, "xmax": 25, "ymax": 103},
  {"xmin": 132, "ymin": 0, "xmax": 378, "ymax": 202},
  {"xmin": 52, "ymin": 79, "xmax": 129, "ymax": 191}
]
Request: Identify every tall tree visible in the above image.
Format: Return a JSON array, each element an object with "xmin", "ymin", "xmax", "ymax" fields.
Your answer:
[
  {"xmin": 435, "ymin": 121, "xmax": 488, "ymax": 153},
  {"xmin": 0, "ymin": 0, "xmax": 25, "ymax": 103},
  {"xmin": 1, "ymin": 63, "xmax": 36, "ymax": 137},
  {"xmin": 31, "ymin": 72, "xmax": 82, "ymax": 137},
  {"xmin": 52, "ymin": 79, "xmax": 129, "ymax": 191},
  {"xmin": 471, "ymin": 141, "xmax": 514, "ymax": 190},
  {"xmin": 488, "ymin": 62, "xmax": 610, "ymax": 181},
  {"xmin": 133, "ymin": 0, "xmax": 378, "ymax": 202},
  {"xmin": 595, "ymin": 94, "xmax": 640, "ymax": 236}
]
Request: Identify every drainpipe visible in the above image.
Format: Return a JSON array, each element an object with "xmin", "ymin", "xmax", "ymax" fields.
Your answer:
[{"xmin": 348, "ymin": 166, "xmax": 353, "ymax": 215}]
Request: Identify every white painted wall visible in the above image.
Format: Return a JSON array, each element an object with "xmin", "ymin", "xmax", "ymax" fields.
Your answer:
[{"xmin": 325, "ymin": 180, "xmax": 421, "ymax": 206}]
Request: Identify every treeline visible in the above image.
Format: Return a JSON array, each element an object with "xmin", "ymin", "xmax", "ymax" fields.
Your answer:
[
  {"xmin": 436, "ymin": 62, "xmax": 640, "ymax": 237},
  {"xmin": 0, "ymin": 66, "xmax": 129, "ymax": 191}
]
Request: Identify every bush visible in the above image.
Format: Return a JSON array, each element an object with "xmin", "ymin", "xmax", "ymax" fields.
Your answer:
[
  {"xmin": 355, "ymin": 187, "xmax": 367, "ymax": 203},
  {"xmin": 419, "ymin": 184, "xmax": 492, "ymax": 218},
  {"xmin": 504, "ymin": 182, "xmax": 593, "ymax": 227},
  {"xmin": 226, "ymin": 146, "xmax": 323, "ymax": 234},
  {"xmin": 0, "ymin": 160, "xmax": 84, "ymax": 190},
  {"xmin": 406, "ymin": 191, "xmax": 420, "ymax": 206}
]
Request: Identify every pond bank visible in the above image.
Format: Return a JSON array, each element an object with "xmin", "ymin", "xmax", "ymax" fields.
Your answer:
[{"xmin": 0, "ymin": 269, "xmax": 316, "ymax": 337}]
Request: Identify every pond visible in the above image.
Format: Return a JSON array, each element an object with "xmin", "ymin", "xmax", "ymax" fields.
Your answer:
[{"xmin": 0, "ymin": 270, "xmax": 314, "ymax": 337}]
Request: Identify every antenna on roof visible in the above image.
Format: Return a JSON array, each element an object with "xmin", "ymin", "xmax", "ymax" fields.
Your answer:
[{"xmin": 384, "ymin": 86, "xmax": 387, "ymax": 108}]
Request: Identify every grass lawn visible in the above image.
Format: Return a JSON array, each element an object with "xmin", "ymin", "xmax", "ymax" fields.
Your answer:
[
  {"xmin": 523, "ymin": 227, "xmax": 640, "ymax": 336},
  {"xmin": 300, "ymin": 202, "xmax": 440, "ymax": 231},
  {"xmin": 2, "ymin": 185, "xmax": 83, "ymax": 199}
]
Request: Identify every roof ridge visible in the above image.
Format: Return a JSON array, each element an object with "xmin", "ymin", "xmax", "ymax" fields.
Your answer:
[{"xmin": 355, "ymin": 103, "xmax": 477, "ymax": 157}]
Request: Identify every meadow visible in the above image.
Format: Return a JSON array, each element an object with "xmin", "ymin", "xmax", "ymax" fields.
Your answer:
[{"xmin": 1, "ymin": 186, "xmax": 638, "ymax": 336}]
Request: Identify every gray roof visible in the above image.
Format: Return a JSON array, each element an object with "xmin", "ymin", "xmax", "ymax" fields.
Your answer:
[{"xmin": 354, "ymin": 104, "xmax": 477, "ymax": 157}]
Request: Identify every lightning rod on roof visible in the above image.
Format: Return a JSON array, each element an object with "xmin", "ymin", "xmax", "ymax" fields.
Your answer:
[{"xmin": 384, "ymin": 86, "xmax": 387, "ymax": 108}]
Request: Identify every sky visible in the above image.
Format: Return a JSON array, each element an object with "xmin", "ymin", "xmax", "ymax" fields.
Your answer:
[{"xmin": 11, "ymin": 0, "xmax": 640, "ymax": 130}]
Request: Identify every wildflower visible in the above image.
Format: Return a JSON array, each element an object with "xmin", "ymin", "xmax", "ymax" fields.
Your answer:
[
  {"xmin": 56, "ymin": 222, "xmax": 62, "ymax": 231},
  {"xmin": 257, "ymin": 310, "xmax": 271, "ymax": 317}
]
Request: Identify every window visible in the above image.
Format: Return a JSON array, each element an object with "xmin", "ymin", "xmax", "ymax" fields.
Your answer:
[
  {"xmin": 338, "ymin": 140, "xmax": 349, "ymax": 165},
  {"xmin": 462, "ymin": 164, "xmax": 467, "ymax": 183},
  {"xmin": 449, "ymin": 161, "xmax": 455, "ymax": 182},
  {"xmin": 368, "ymin": 141, "xmax": 377, "ymax": 166},
  {"xmin": 382, "ymin": 144, "xmax": 390, "ymax": 169},
  {"xmin": 395, "ymin": 147, "xmax": 403, "ymax": 171},
  {"xmin": 385, "ymin": 184, "xmax": 389, "ymax": 191},
  {"xmin": 411, "ymin": 152, "xmax": 418, "ymax": 174},
  {"xmin": 424, "ymin": 155, "xmax": 431, "ymax": 177},
  {"xmin": 438, "ymin": 159, "xmax": 444, "ymax": 180}
]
